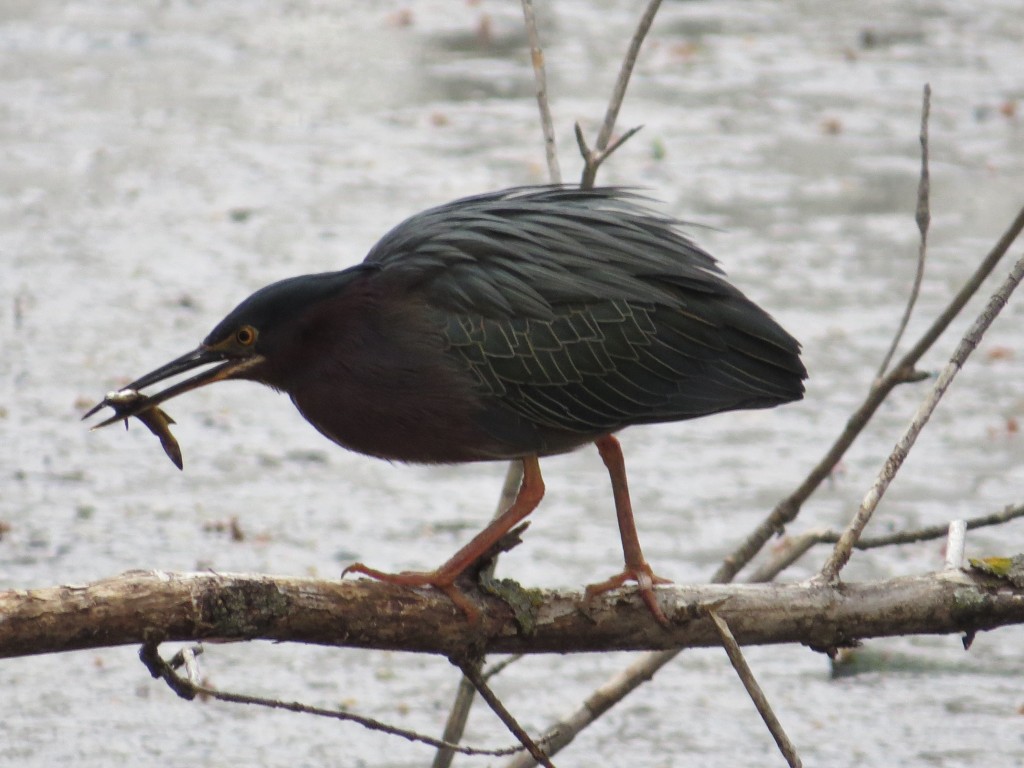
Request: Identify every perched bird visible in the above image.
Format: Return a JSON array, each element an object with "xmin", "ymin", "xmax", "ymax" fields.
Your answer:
[{"xmin": 86, "ymin": 186, "xmax": 806, "ymax": 623}]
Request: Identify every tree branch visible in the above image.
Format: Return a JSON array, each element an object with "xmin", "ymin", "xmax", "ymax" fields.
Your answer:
[{"xmin": 3, "ymin": 568, "xmax": 1022, "ymax": 660}]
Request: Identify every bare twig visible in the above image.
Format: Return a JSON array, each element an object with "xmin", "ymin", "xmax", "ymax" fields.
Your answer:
[
  {"xmin": 502, "ymin": 651, "xmax": 677, "ymax": 768},
  {"xmin": 876, "ymin": 84, "xmax": 932, "ymax": 380},
  {"xmin": 432, "ymin": 676, "xmax": 484, "ymax": 768},
  {"xmin": 708, "ymin": 609, "xmax": 802, "ymax": 768},
  {"xmin": 744, "ymin": 532, "xmax": 829, "ymax": 584},
  {"xmin": 820, "ymin": 246, "xmax": 1024, "ymax": 581},
  {"xmin": 714, "ymin": 202, "xmax": 1024, "ymax": 585},
  {"xmin": 578, "ymin": 0, "xmax": 663, "ymax": 189},
  {"xmin": 457, "ymin": 660, "xmax": 555, "ymax": 768},
  {"xmin": 520, "ymin": 0, "xmax": 561, "ymax": 183},
  {"xmin": 849, "ymin": 502, "xmax": 1024, "ymax": 549},
  {"xmin": 747, "ymin": 502, "xmax": 1024, "ymax": 581},
  {"xmin": 137, "ymin": 639, "xmax": 526, "ymax": 758},
  {"xmin": 432, "ymin": 675, "xmax": 484, "ymax": 768}
]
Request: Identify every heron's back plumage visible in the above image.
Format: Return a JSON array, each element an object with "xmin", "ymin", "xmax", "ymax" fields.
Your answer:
[{"xmin": 360, "ymin": 186, "xmax": 806, "ymax": 454}]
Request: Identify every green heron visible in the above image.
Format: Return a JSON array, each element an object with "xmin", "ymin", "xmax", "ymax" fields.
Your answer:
[{"xmin": 86, "ymin": 186, "xmax": 806, "ymax": 623}]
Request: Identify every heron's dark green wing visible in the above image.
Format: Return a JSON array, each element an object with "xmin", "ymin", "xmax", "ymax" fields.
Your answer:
[
  {"xmin": 439, "ymin": 293, "xmax": 803, "ymax": 445},
  {"xmin": 365, "ymin": 186, "xmax": 806, "ymax": 448},
  {"xmin": 363, "ymin": 186, "xmax": 725, "ymax": 320}
]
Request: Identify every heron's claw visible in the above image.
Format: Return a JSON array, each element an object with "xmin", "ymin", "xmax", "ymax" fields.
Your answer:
[
  {"xmin": 342, "ymin": 562, "xmax": 482, "ymax": 622},
  {"xmin": 585, "ymin": 563, "xmax": 672, "ymax": 626}
]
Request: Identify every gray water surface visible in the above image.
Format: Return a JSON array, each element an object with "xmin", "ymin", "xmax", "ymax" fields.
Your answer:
[{"xmin": 2, "ymin": 1, "xmax": 1023, "ymax": 766}]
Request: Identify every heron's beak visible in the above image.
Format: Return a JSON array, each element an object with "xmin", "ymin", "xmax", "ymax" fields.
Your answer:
[{"xmin": 82, "ymin": 346, "xmax": 263, "ymax": 429}]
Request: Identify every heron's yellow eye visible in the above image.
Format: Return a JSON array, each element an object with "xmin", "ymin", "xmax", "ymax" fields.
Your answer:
[{"xmin": 235, "ymin": 325, "xmax": 257, "ymax": 346}]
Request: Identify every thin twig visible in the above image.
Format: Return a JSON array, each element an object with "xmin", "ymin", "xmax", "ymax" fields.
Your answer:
[
  {"xmin": 433, "ymin": 461, "xmax": 524, "ymax": 768},
  {"xmin": 876, "ymin": 84, "xmax": 932, "ymax": 380},
  {"xmin": 747, "ymin": 502, "xmax": 1024, "ymax": 582},
  {"xmin": 851, "ymin": 502, "xmax": 1024, "ymax": 548},
  {"xmin": 458, "ymin": 660, "xmax": 555, "ymax": 768},
  {"xmin": 520, "ymin": 0, "xmax": 561, "ymax": 183},
  {"xmin": 137, "ymin": 640, "xmax": 527, "ymax": 758},
  {"xmin": 820, "ymin": 247, "xmax": 1024, "ymax": 581},
  {"xmin": 708, "ymin": 609, "xmax": 802, "ymax": 768},
  {"xmin": 714, "ymin": 202, "xmax": 1024, "ymax": 585},
  {"xmin": 578, "ymin": 0, "xmax": 662, "ymax": 188},
  {"xmin": 585, "ymin": 0, "xmax": 661, "ymax": 172},
  {"xmin": 502, "ymin": 654, "xmax": 674, "ymax": 768}
]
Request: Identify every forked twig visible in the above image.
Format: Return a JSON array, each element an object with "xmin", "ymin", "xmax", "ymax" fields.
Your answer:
[
  {"xmin": 876, "ymin": 84, "xmax": 932, "ymax": 380},
  {"xmin": 575, "ymin": 123, "xmax": 644, "ymax": 190},
  {"xmin": 579, "ymin": 0, "xmax": 663, "ymax": 188},
  {"xmin": 820, "ymin": 246, "xmax": 1024, "ymax": 581},
  {"xmin": 708, "ymin": 609, "xmax": 802, "ymax": 768}
]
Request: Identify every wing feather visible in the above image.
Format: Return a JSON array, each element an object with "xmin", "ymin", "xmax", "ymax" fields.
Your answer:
[{"xmin": 368, "ymin": 186, "xmax": 805, "ymax": 436}]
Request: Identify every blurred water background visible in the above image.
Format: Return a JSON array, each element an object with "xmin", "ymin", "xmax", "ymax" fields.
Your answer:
[{"xmin": 2, "ymin": 1, "xmax": 1023, "ymax": 766}]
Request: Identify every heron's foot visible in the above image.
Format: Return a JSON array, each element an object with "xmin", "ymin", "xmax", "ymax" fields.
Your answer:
[
  {"xmin": 341, "ymin": 562, "xmax": 481, "ymax": 622},
  {"xmin": 585, "ymin": 563, "xmax": 672, "ymax": 626}
]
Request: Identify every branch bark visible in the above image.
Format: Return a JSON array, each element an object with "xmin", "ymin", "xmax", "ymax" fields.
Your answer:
[{"xmin": 3, "ymin": 568, "xmax": 1022, "ymax": 659}]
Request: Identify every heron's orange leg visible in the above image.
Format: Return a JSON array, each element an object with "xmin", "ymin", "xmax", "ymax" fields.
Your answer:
[
  {"xmin": 585, "ymin": 434, "xmax": 672, "ymax": 625},
  {"xmin": 343, "ymin": 455, "xmax": 545, "ymax": 621}
]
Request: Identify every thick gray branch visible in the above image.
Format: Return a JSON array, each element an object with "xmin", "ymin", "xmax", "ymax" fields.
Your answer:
[{"xmin": 2, "ymin": 568, "xmax": 1021, "ymax": 659}]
